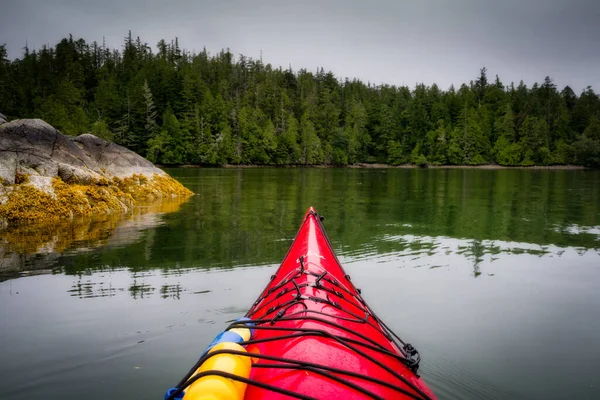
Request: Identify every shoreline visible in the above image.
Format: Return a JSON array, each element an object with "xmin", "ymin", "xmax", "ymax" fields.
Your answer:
[{"xmin": 160, "ymin": 163, "xmax": 588, "ymax": 170}]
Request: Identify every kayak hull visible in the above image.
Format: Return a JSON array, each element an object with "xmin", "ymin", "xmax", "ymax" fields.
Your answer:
[{"xmin": 243, "ymin": 208, "xmax": 435, "ymax": 399}]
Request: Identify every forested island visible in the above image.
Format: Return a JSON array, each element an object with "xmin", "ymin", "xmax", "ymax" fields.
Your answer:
[{"xmin": 1, "ymin": 33, "xmax": 599, "ymax": 167}]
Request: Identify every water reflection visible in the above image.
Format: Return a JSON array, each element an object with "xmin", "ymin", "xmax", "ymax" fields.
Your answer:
[
  {"xmin": 57, "ymin": 230, "xmax": 599, "ymax": 300},
  {"xmin": 0, "ymin": 198, "xmax": 190, "ymax": 281},
  {"xmin": 373, "ymin": 233, "xmax": 591, "ymax": 277},
  {"xmin": 2, "ymin": 168, "xmax": 599, "ymax": 289},
  {"xmin": 64, "ymin": 268, "xmax": 204, "ymax": 300},
  {"xmin": 358, "ymin": 231, "xmax": 599, "ymax": 279}
]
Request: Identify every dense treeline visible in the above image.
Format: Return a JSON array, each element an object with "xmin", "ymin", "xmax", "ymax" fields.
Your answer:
[{"xmin": 1, "ymin": 33, "xmax": 599, "ymax": 167}]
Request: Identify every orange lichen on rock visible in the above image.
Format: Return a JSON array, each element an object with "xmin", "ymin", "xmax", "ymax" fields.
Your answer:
[
  {"xmin": 116, "ymin": 174, "xmax": 193, "ymax": 201},
  {"xmin": 52, "ymin": 177, "xmax": 134, "ymax": 217},
  {"xmin": 0, "ymin": 173, "xmax": 191, "ymax": 224},
  {"xmin": 151, "ymin": 174, "xmax": 193, "ymax": 197},
  {"xmin": 0, "ymin": 184, "xmax": 61, "ymax": 222},
  {"xmin": 14, "ymin": 172, "xmax": 29, "ymax": 185}
]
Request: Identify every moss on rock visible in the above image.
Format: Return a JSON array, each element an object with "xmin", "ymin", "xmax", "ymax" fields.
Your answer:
[
  {"xmin": 116, "ymin": 174, "xmax": 193, "ymax": 201},
  {"xmin": 0, "ymin": 173, "xmax": 191, "ymax": 224}
]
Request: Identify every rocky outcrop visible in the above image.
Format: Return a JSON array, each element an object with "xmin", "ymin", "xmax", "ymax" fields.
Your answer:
[
  {"xmin": 0, "ymin": 119, "xmax": 169, "ymax": 184},
  {"xmin": 0, "ymin": 118, "xmax": 192, "ymax": 225}
]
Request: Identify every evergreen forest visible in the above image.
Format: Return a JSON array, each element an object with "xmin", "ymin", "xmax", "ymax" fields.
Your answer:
[{"xmin": 1, "ymin": 33, "xmax": 599, "ymax": 167}]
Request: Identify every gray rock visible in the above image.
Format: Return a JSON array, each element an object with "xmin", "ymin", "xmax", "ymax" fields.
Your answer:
[
  {"xmin": 27, "ymin": 175, "xmax": 56, "ymax": 196},
  {"xmin": 0, "ymin": 119, "xmax": 100, "ymax": 183},
  {"xmin": 0, "ymin": 155, "xmax": 16, "ymax": 184},
  {"xmin": 73, "ymin": 133, "xmax": 166, "ymax": 178},
  {"xmin": 0, "ymin": 112, "xmax": 6, "ymax": 125},
  {"xmin": 0, "ymin": 119, "xmax": 166, "ymax": 184}
]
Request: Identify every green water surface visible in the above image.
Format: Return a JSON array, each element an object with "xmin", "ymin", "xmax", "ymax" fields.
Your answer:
[{"xmin": 1, "ymin": 168, "xmax": 599, "ymax": 399}]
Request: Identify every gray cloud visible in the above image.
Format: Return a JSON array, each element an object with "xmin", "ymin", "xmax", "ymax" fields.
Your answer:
[{"xmin": 1, "ymin": 0, "xmax": 599, "ymax": 93}]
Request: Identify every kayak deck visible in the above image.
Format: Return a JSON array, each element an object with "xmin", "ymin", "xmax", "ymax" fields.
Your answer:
[
  {"xmin": 167, "ymin": 208, "xmax": 435, "ymax": 400},
  {"xmin": 243, "ymin": 208, "xmax": 434, "ymax": 399}
]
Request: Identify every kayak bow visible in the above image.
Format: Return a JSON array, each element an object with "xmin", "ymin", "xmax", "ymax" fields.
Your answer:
[{"xmin": 166, "ymin": 207, "xmax": 436, "ymax": 400}]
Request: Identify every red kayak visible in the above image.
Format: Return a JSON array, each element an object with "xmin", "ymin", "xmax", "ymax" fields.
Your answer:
[{"xmin": 166, "ymin": 208, "xmax": 436, "ymax": 400}]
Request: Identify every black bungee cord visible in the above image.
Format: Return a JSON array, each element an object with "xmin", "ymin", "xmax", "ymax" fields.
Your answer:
[{"xmin": 167, "ymin": 211, "xmax": 432, "ymax": 400}]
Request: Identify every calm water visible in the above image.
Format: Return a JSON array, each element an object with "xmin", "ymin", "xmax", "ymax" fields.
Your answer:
[{"xmin": 1, "ymin": 168, "xmax": 599, "ymax": 400}]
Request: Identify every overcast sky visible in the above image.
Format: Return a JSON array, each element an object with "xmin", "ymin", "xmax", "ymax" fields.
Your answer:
[{"xmin": 1, "ymin": 0, "xmax": 599, "ymax": 93}]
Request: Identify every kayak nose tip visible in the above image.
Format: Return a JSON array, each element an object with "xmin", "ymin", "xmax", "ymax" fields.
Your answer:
[{"xmin": 305, "ymin": 206, "xmax": 318, "ymax": 219}]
